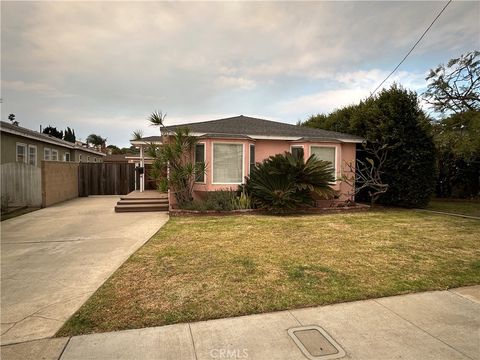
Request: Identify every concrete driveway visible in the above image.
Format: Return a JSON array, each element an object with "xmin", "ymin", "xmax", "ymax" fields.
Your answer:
[{"xmin": 0, "ymin": 196, "xmax": 168, "ymax": 345}]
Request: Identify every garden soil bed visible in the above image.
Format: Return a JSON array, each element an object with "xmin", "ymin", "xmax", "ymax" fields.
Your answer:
[{"xmin": 169, "ymin": 203, "xmax": 370, "ymax": 216}]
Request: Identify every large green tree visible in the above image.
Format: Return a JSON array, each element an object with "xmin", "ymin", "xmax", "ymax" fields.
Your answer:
[
  {"xmin": 43, "ymin": 126, "xmax": 63, "ymax": 139},
  {"xmin": 424, "ymin": 51, "xmax": 480, "ymax": 198},
  {"xmin": 86, "ymin": 134, "xmax": 106, "ymax": 147},
  {"xmin": 423, "ymin": 50, "xmax": 479, "ymax": 115},
  {"xmin": 433, "ymin": 110, "xmax": 480, "ymax": 198},
  {"xmin": 303, "ymin": 84, "xmax": 436, "ymax": 207},
  {"xmin": 63, "ymin": 127, "xmax": 76, "ymax": 143}
]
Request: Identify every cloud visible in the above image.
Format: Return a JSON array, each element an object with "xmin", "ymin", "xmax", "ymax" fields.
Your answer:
[
  {"xmin": 1, "ymin": 1, "xmax": 477, "ymax": 146},
  {"xmin": 2, "ymin": 80, "xmax": 71, "ymax": 98},
  {"xmin": 277, "ymin": 69, "xmax": 427, "ymax": 116},
  {"xmin": 215, "ymin": 76, "xmax": 257, "ymax": 90}
]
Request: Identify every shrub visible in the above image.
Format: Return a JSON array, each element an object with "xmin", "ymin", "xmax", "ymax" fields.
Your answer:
[
  {"xmin": 180, "ymin": 190, "xmax": 252, "ymax": 211},
  {"xmin": 303, "ymin": 84, "xmax": 436, "ymax": 207},
  {"xmin": 243, "ymin": 152, "xmax": 335, "ymax": 213},
  {"xmin": 147, "ymin": 111, "xmax": 207, "ymax": 207},
  {"xmin": 232, "ymin": 190, "xmax": 252, "ymax": 210}
]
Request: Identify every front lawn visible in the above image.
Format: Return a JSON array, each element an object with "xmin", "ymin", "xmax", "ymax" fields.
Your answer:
[
  {"xmin": 426, "ymin": 199, "xmax": 480, "ymax": 217},
  {"xmin": 58, "ymin": 210, "xmax": 480, "ymax": 336}
]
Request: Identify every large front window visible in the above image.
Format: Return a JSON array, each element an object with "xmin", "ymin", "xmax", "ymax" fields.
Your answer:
[
  {"xmin": 311, "ymin": 146, "xmax": 336, "ymax": 176},
  {"xmin": 213, "ymin": 143, "xmax": 243, "ymax": 184}
]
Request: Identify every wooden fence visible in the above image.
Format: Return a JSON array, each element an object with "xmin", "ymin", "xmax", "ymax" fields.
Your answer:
[
  {"xmin": 78, "ymin": 163, "xmax": 135, "ymax": 196},
  {"xmin": 1, "ymin": 163, "xmax": 42, "ymax": 207}
]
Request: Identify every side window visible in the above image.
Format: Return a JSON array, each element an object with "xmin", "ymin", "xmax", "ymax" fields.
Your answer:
[
  {"xmin": 16, "ymin": 143, "xmax": 27, "ymax": 163},
  {"xmin": 291, "ymin": 146, "xmax": 304, "ymax": 159},
  {"xmin": 79, "ymin": 154, "xmax": 82, "ymax": 162},
  {"xmin": 44, "ymin": 148, "xmax": 51, "ymax": 161},
  {"xmin": 87, "ymin": 156, "xmax": 90, "ymax": 162},
  {"xmin": 28, "ymin": 145, "xmax": 37, "ymax": 165},
  {"xmin": 195, "ymin": 143, "xmax": 205, "ymax": 183},
  {"xmin": 249, "ymin": 144, "xmax": 255, "ymax": 173},
  {"xmin": 64, "ymin": 153, "xmax": 71, "ymax": 161},
  {"xmin": 51, "ymin": 149, "xmax": 59, "ymax": 161}
]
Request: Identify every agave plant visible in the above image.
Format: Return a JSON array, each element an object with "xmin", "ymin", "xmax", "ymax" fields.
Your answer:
[{"xmin": 244, "ymin": 151, "xmax": 335, "ymax": 213}]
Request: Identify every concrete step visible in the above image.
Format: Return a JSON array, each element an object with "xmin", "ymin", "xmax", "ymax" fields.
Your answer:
[
  {"xmin": 120, "ymin": 194, "xmax": 168, "ymax": 200},
  {"xmin": 115, "ymin": 204, "xmax": 169, "ymax": 213},
  {"xmin": 117, "ymin": 199, "xmax": 169, "ymax": 205}
]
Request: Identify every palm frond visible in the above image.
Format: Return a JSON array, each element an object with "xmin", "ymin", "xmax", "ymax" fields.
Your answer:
[{"xmin": 149, "ymin": 110, "xmax": 166, "ymax": 127}]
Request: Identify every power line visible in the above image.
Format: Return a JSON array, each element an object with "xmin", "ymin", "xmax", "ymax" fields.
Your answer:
[{"xmin": 369, "ymin": 0, "xmax": 452, "ymax": 97}]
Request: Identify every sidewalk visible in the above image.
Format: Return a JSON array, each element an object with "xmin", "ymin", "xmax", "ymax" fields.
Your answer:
[{"xmin": 2, "ymin": 286, "xmax": 479, "ymax": 360}]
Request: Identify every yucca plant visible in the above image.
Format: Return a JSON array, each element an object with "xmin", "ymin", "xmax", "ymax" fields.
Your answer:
[
  {"xmin": 147, "ymin": 111, "xmax": 206, "ymax": 206},
  {"xmin": 244, "ymin": 151, "xmax": 335, "ymax": 213}
]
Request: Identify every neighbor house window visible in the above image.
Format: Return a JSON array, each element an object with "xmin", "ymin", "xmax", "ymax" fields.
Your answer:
[
  {"xmin": 195, "ymin": 143, "xmax": 206, "ymax": 183},
  {"xmin": 87, "ymin": 156, "xmax": 90, "ymax": 162},
  {"xmin": 79, "ymin": 154, "xmax": 82, "ymax": 162},
  {"xmin": 311, "ymin": 146, "xmax": 336, "ymax": 176},
  {"xmin": 28, "ymin": 145, "xmax": 37, "ymax": 166},
  {"xmin": 64, "ymin": 153, "xmax": 70, "ymax": 161},
  {"xmin": 249, "ymin": 144, "xmax": 255, "ymax": 173},
  {"xmin": 291, "ymin": 145, "xmax": 304, "ymax": 158},
  {"xmin": 44, "ymin": 148, "xmax": 51, "ymax": 161},
  {"xmin": 51, "ymin": 149, "xmax": 59, "ymax": 161},
  {"xmin": 16, "ymin": 143, "xmax": 27, "ymax": 163},
  {"xmin": 94, "ymin": 157, "xmax": 97, "ymax": 162},
  {"xmin": 213, "ymin": 143, "xmax": 243, "ymax": 184}
]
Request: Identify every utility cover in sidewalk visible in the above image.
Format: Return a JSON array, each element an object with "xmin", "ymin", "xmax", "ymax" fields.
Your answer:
[{"xmin": 288, "ymin": 326, "xmax": 346, "ymax": 360}]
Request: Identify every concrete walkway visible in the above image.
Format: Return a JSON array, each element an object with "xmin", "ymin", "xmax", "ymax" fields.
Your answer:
[
  {"xmin": 0, "ymin": 196, "xmax": 168, "ymax": 345},
  {"xmin": 2, "ymin": 286, "xmax": 478, "ymax": 360}
]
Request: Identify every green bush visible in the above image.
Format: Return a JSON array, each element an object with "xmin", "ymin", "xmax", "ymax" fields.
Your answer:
[
  {"xmin": 243, "ymin": 152, "xmax": 335, "ymax": 213},
  {"xmin": 180, "ymin": 190, "xmax": 252, "ymax": 211},
  {"xmin": 303, "ymin": 84, "xmax": 436, "ymax": 208}
]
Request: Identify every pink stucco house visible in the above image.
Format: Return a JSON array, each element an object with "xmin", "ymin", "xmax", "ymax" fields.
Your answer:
[{"xmin": 130, "ymin": 115, "xmax": 363, "ymax": 206}]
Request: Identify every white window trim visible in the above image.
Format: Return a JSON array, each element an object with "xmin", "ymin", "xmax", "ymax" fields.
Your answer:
[
  {"xmin": 309, "ymin": 144, "xmax": 341, "ymax": 181},
  {"xmin": 28, "ymin": 145, "xmax": 37, "ymax": 166},
  {"xmin": 194, "ymin": 142, "xmax": 207, "ymax": 184},
  {"xmin": 51, "ymin": 149, "xmax": 59, "ymax": 161},
  {"xmin": 64, "ymin": 152, "xmax": 70, "ymax": 162},
  {"xmin": 16, "ymin": 142, "xmax": 27, "ymax": 163},
  {"xmin": 211, "ymin": 142, "xmax": 245, "ymax": 185},
  {"xmin": 44, "ymin": 147, "xmax": 51, "ymax": 161}
]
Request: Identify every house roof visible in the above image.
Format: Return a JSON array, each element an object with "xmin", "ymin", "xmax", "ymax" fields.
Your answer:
[
  {"xmin": 162, "ymin": 115, "xmax": 363, "ymax": 143},
  {"xmin": 0, "ymin": 121, "xmax": 106, "ymax": 156},
  {"xmin": 104, "ymin": 154, "xmax": 128, "ymax": 163},
  {"xmin": 136, "ymin": 135, "xmax": 162, "ymax": 142}
]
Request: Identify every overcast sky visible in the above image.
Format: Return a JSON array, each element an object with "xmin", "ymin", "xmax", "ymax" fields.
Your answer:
[{"xmin": 1, "ymin": 1, "xmax": 478, "ymax": 147}]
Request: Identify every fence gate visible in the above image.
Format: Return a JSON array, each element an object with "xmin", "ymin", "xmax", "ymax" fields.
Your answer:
[{"xmin": 78, "ymin": 163, "xmax": 135, "ymax": 196}]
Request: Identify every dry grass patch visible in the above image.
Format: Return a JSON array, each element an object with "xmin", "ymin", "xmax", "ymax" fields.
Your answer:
[{"xmin": 58, "ymin": 210, "xmax": 480, "ymax": 336}]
